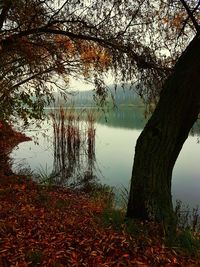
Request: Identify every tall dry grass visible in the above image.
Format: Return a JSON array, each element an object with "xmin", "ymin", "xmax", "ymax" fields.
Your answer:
[{"xmin": 50, "ymin": 106, "xmax": 97, "ymax": 187}]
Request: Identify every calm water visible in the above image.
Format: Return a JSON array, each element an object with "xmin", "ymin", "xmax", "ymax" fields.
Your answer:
[{"xmin": 11, "ymin": 107, "xmax": 200, "ymax": 208}]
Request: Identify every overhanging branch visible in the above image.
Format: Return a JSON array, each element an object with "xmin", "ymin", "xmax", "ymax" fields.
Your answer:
[
  {"xmin": 180, "ymin": 0, "xmax": 200, "ymax": 34},
  {"xmin": 1, "ymin": 26, "xmax": 171, "ymax": 75},
  {"xmin": 0, "ymin": 1, "xmax": 11, "ymax": 30}
]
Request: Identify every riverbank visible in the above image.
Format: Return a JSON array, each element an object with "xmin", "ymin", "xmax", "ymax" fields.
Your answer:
[
  {"xmin": 0, "ymin": 125, "xmax": 199, "ymax": 266},
  {"xmin": 0, "ymin": 123, "xmax": 31, "ymax": 176}
]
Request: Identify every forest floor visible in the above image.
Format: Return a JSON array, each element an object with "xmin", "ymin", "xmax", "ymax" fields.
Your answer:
[{"xmin": 0, "ymin": 125, "xmax": 199, "ymax": 266}]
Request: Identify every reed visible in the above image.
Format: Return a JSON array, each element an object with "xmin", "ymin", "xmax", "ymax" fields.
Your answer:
[
  {"xmin": 49, "ymin": 106, "xmax": 97, "ymax": 187},
  {"xmin": 87, "ymin": 110, "xmax": 96, "ymax": 159}
]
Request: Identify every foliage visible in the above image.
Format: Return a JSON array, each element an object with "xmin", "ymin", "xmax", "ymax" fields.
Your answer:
[
  {"xmin": 0, "ymin": 0, "xmax": 198, "ymax": 123},
  {"xmin": 0, "ymin": 121, "xmax": 31, "ymax": 176}
]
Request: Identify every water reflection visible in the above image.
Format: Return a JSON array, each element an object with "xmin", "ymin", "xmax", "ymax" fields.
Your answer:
[
  {"xmin": 98, "ymin": 106, "xmax": 147, "ymax": 129},
  {"xmin": 48, "ymin": 107, "xmax": 97, "ymax": 189}
]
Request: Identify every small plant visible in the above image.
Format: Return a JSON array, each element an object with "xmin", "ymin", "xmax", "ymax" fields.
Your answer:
[
  {"xmin": 117, "ymin": 185, "xmax": 129, "ymax": 210},
  {"xmin": 36, "ymin": 165, "xmax": 57, "ymax": 187},
  {"xmin": 26, "ymin": 249, "xmax": 43, "ymax": 265},
  {"xmin": 164, "ymin": 200, "xmax": 200, "ymax": 257},
  {"xmin": 90, "ymin": 183, "xmax": 127, "ymax": 230},
  {"xmin": 15, "ymin": 163, "xmax": 33, "ymax": 177},
  {"xmin": 35, "ymin": 189, "xmax": 50, "ymax": 207},
  {"xmin": 55, "ymin": 199, "xmax": 70, "ymax": 210},
  {"xmin": 167, "ymin": 229, "xmax": 200, "ymax": 257},
  {"xmin": 11, "ymin": 163, "xmax": 33, "ymax": 185},
  {"xmin": 101, "ymin": 208, "xmax": 125, "ymax": 230},
  {"xmin": 175, "ymin": 200, "xmax": 200, "ymax": 232},
  {"xmin": 124, "ymin": 218, "xmax": 143, "ymax": 236},
  {"xmin": 90, "ymin": 183, "xmax": 115, "ymax": 209},
  {"xmin": 178, "ymin": 230, "xmax": 199, "ymax": 254}
]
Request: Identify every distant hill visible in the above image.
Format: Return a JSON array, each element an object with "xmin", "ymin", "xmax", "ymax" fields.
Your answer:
[{"xmin": 52, "ymin": 84, "xmax": 143, "ymax": 107}]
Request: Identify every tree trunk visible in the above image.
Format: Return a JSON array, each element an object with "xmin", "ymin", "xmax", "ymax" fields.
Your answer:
[{"xmin": 127, "ymin": 35, "xmax": 200, "ymax": 228}]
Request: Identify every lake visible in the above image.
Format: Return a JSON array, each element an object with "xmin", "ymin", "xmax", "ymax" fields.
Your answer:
[{"xmin": 11, "ymin": 106, "xmax": 200, "ymax": 208}]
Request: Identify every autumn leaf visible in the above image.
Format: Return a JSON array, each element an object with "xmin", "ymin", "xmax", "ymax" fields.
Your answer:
[{"xmin": 0, "ymin": 152, "xmax": 199, "ymax": 266}]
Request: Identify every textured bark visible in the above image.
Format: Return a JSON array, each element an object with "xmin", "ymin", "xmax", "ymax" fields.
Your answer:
[{"xmin": 127, "ymin": 35, "xmax": 200, "ymax": 227}]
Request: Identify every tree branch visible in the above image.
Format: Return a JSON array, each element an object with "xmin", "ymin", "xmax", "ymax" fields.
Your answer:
[
  {"xmin": 1, "ymin": 25, "xmax": 170, "ymax": 75},
  {"xmin": 179, "ymin": 0, "xmax": 200, "ymax": 34},
  {"xmin": 11, "ymin": 68, "xmax": 54, "ymax": 89},
  {"xmin": 177, "ymin": 1, "xmax": 200, "ymax": 38},
  {"xmin": 0, "ymin": 1, "xmax": 11, "ymax": 30}
]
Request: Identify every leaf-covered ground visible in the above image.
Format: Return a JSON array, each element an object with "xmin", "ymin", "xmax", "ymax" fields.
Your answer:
[
  {"xmin": 0, "ymin": 126, "xmax": 199, "ymax": 266},
  {"xmin": 1, "ymin": 174, "xmax": 199, "ymax": 266}
]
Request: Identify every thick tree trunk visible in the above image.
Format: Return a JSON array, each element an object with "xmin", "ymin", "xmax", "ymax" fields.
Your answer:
[{"xmin": 127, "ymin": 35, "xmax": 200, "ymax": 227}]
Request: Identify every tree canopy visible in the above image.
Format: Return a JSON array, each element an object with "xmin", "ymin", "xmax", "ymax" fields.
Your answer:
[{"xmin": 0, "ymin": 0, "xmax": 198, "ymax": 123}]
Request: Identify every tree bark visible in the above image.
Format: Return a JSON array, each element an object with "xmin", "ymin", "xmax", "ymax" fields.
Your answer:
[{"xmin": 127, "ymin": 35, "xmax": 200, "ymax": 228}]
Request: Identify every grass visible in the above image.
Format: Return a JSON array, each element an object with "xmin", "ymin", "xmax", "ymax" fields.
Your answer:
[
  {"xmin": 88, "ymin": 183, "xmax": 128, "ymax": 230},
  {"xmin": 100, "ymin": 208, "xmax": 124, "ymax": 228},
  {"xmin": 90, "ymin": 183, "xmax": 115, "ymax": 209},
  {"xmin": 36, "ymin": 165, "xmax": 57, "ymax": 187},
  {"xmin": 163, "ymin": 200, "xmax": 200, "ymax": 257},
  {"xmin": 176, "ymin": 229, "xmax": 200, "ymax": 256},
  {"xmin": 175, "ymin": 200, "xmax": 200, "ymax": 232},
  {"xmin": 94, "ymin": 187, "xmax": 200, "ymax": 258},
  {"xmin": 165, "ymin": 227, "xmax": 200, "ymax": 258}
]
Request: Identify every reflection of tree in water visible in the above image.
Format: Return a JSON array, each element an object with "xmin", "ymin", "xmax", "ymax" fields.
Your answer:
[
  {"xmin": 190, "ymin": 119, "xmax": 200, "ymax": 140},
  {"xmin": 50, "ymin": 107, "xmax": 97, "ymax": 189}
]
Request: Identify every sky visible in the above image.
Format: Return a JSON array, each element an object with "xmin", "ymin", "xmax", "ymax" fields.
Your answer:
[
  {"xmin": 68, "ymin": 78, "xmax": 94, "ymax": 91},
  {"xmin": 68, "ymin": 73, "xmax": 115, "ymax": 92}
]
